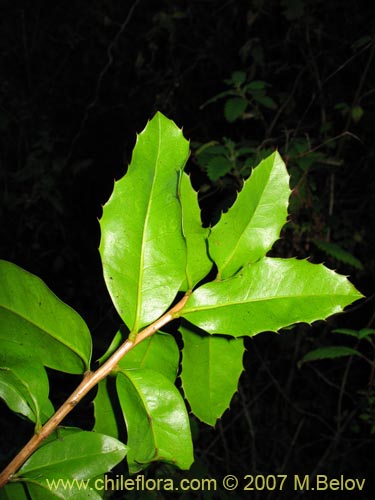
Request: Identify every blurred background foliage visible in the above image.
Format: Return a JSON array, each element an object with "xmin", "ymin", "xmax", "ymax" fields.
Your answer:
[{"xmin": 1, "ymin": 0, "xmax": 375, "ymax": 496}]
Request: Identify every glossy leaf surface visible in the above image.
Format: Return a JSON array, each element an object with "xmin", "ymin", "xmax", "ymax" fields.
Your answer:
[
  {"xmin": 116, "ymin": 369, "xmax": 193, "ymax": 473},
  {"xmin": 96, "ymin": 329, "xmax": 125, "ymax": 366},
  {"xmin": 179, "ymin": 172, "xmax": 212, "ymax": 290},
  {"xmin": 208, "ymin": 152, "xmax": 289, "ymax": 279},
  {"xmin": 117, "ymin": 331, "xmax": 179, "ymax": 380},
  {"xmin": 180, "ymin": 257, "xmax": 363, "ymax": 336},
  {"xmin": 180, "ymin": 324, "xmax": 244, "ymax": 425},
  {"xmin": 17, "ymin": 477, "xmax": 103, "ymax": 499},
  {"xmin": 93, "ymin": 332, "xmax": 180, "ymax": 441},
  {"xmin": 0, "ymin": 352, "xmax": 53, "ymax": 427},
  {"xmin": 18, "ymin": 431, "xmax": 127, "ymax": 480},
  {"xmin": 93, "ymin": 379, "xmax": 121, "ymax": 440},
  {"xmin": 100, "ymin": 112, "xmax": 188, "ymax": 334},
  {"xmin": 0, "ymin": 260, "xmax": 91, "ymax": 374}
]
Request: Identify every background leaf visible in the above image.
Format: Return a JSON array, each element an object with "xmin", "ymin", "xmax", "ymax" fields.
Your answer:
[
  {"xmin": 229, "ymin": 70, "xmax": 246, "ymax": 87},
  {"xmin": 180, "ymin": 324, "xmax": 244, "ymax": 425},
  {"xmin": 299, "ymin": 346, "xmax": 361, "ymax": 366},
  {"xmin": 0, "ymin": 260, "xmax": 91, "ymax": 374},
  {"xmin": 332, "ymin": 328, "xmax": 359, "ymax": 339},
  {"xmin": 179, "ymin": 172, "xmax": 212, "ymax": 290},
  {"xmin": 358, "ymin": 329, "xmax": 375, "ymax": 340},
  {"xmin": 180, "ymin": 257, "xmax": 363, "ymax": 336},
  {"xmin": 206, "ymin": 156, "xmax": 232, "ymax": 180},
  {"xmin": 116, "ymin": 369, "xmax": 193, "ymax": 474},
  {"xmin": 99, "ymin": 112, "xmax": 189, "ymax": 334},
  {"xmin": 245, "ymin": 81, "xmax": 266, "ymax": 91},
  {"xmin": 313, "ymin": 239, "xmax": 363, "ymax": 270},
  {"xmin": 224, "ymin": 97, "xmax": 247, "ymax": 122},
  {"xmin": 252, "ymin": 93, "xmax": 277, "ymax": 110},
  {"xmin": 208, "ymin": 152, "xmax": 290, "ymax": 279},
  {"xmin": 332, "ymin": 328, "xmax": 375, "ymax": 341}
]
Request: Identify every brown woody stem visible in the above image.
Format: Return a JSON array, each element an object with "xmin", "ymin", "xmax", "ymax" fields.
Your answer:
[{"xmin": 0, "ymin": 293, "xmax": 190, "ymax": 488}]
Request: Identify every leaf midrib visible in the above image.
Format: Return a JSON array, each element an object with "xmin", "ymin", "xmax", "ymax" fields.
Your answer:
[
  {"xmin": 220, "ymin": 156, "xmax": 275, "ymax": 275},
  {"xmin": 183, "ymin": 292, "xmax": 356, "ymax": 314},
  {"xmin": 134, "ymin": 117, "xmax": 162, "ymax": 333}
]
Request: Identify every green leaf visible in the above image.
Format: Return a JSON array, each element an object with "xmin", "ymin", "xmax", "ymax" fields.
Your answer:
[
  {"xmin": 116, "ymin": 369, "xmax": 193, "ymax": 474},
  {"xmin": 99, "ymin": 112, "xmax": 188, "ymax": 334},
  {"xmin": 339, "ymin": 328, "xmax": 375, "ymax": 342},
  {"xmin": 41, "ymin": 426, "xmax": 83, "ymax": 446},
  {"xmin": 208, "ymin": 152, "xmax": 290, "ymax": 279},
  {"xmin": 194, "ymin": 141, "xmax": 226, "ymax": 157},
  {"xmin": 179, "ymin": 173, "xmax": 212, "ymax": 290},
  {"xmin": 245, "ymin": 81, "xmax": 266, "ymax": 91},
  {"xmin": 180, "ymin": 324, "xmax": 244, "ymax": 425},
  {"xmin": 206, "ymin": 156, "xmax": 232, "ymax": 181},
  {"xmin": 93, "ymin": 379, "xmax": 121, "ymax": 440},
  {"xmin": 358, "ymin": 328, "xmax": 375, "ymax": 340},
  {"xmin": 0, "ymin": 483, "xmax": 29, "ymax": 500},
  {"xmin": 332, "ymin": 328, "xmax": 359, "ymax": 339},
  {"xmin": 0, "ymin": 260, "xmax": 91, "ymax": 374},
  {"xmin": 94, "ymin": 332, "xmax": 180, "ymax": 440},
  {"xmin": 236, "ymin": 146, "xmax": 257, "ymax": 156},
  {"xmin": 180, "ymin": 257, "xmax": 363, "ymax": 336},
  {"xmin": 300, "ymin": 346, "xmax": 361, "ymax": 365},
  {"xmin": 351, "ymin": 105, "xmax": 364, "ymax": 123},
  {"xmin": 224, "ymin": 97, "xmax": 247, "ymax": 122},
  {"xmin": 118, "ymin": 331, "xmax": 179, "ymax": 381},
  {"xmin": 252, "ymin": 94, "xmax": 277, "ymax": 110},
  {"xmin": 96, "ymin": 329, "xmax": 125, "ymax": 366},
  {"xmin": 0, "ymin": 370, "xmax": 38, "ymax": 423},
  {"xmin": 351, "ymin": 35, "xmax": 372, "ymax": 50},
  {"xmin": 229, "ymin": 70, "xmax": 246, "ymax": 87},
  {"xmin": 18, "ymin": 431, "xmax": 127, "ymax": 480},
  {"xmin": 97, "ymin": 330, "xmax": 180, "ymax": 379},
  {"xmin": 0, "ymin": 353, "xmax": 54, "ymax": 427},
  {"xmin": 199, "ymin": 90, "xmax": 237, "ymax": 109},
  {"xmin": 18, "ymin": 476, "xmax": 103, "ymax": 499},
  {"xmin": 313, "ymin": 239, "xmax": 363, "ymax": 270}
]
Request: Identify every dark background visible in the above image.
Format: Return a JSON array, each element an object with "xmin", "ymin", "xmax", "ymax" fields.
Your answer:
[{"xmin": 1, "ymin": 0, "xmax": 375, "ymax": 498}]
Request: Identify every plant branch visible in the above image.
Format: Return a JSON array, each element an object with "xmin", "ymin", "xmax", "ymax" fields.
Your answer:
[{"xmin": 0, "ymin": 292, "xmax": 190, "ymax": 488}]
